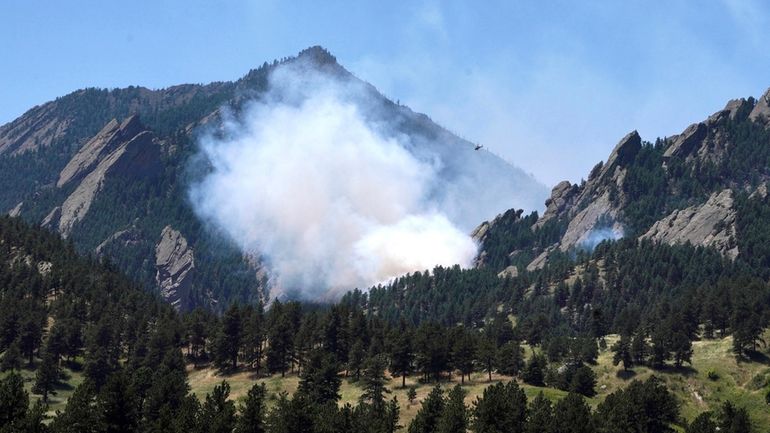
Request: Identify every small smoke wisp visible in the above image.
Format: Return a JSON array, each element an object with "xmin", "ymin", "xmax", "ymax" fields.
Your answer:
[
  {"xmin": 190, "ymin": 64, "xmax": 482, "ymax": 299},
  {"xmin": 579, "ymin": 226, "xmax": 625, "ymax": 252}
]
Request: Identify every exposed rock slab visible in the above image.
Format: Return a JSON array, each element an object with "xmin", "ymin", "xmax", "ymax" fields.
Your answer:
[
  {"xmin": 559, "ymin": 191, "xmax": 622, "ymax": 251},
  {"xmin": 58, "ymin": 129, "xmax": 160, "ymax": 237},
  {"xmin": 155, "ymin": 226, "xmax": 194, "ymax": 311},
  {"xmin": 7, "ymin": 202, "xmax": 22, "ymax": 217},
  {"xmin": 749, "ymin": 88, "xmax": 770, "ymax": 123},
  {"xmin": 535, "ymin": 181, "xmax": 576, "ymax": 228},
  {"xmin": 95, "ymin": 227, "xmax": 145, "ymax": 257},
  {"xmin": 57, "ymin": 116, "xmax": 144, "ymax": 187},
  {"xmin": 0, "ymin": 103, "xmax": 71, "ymax": 155},
  {"xmin": 640, "ymin": 189, "xmax": 738, "ymax": 259}
]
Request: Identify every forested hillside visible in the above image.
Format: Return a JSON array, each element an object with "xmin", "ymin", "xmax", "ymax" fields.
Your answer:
[
  {"xmin": 0, "ymin": 214, "xmax": 767, "ymax": 432},
  {"xmin": 0, "ymin": 46, "xmax": 546, "ymax": 312}
]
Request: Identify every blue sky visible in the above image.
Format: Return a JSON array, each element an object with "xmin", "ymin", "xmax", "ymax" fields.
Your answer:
[{"xmin": 2, "ymin": 0, "xmax": 769, "ymax": 185}]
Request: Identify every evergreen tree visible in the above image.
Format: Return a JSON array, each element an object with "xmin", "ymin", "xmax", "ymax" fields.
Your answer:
[
  {"xmin": 199, "ymin": 381, "xmax": 237, "ymax": 433},
  {"xmin": 97, "ymin": 372, "xmax": 139, "ymax": 433},
  {"xmin": 390, "ymin": 321, "xmax": 414, "ymax": 388},
  {"xmin": 33, "ymin": 350, "xmax": 60, "ymax": 402},
  {"xmin": 569, "ymin": 365, "xmax": 597, "ymax": 397},
  {"xmin": 611, "ymin": 335, "xmax": 633, "ymax": 371},
  {"xmin": 408, "ymin": 386, "xmax": 445, "ymax": 433},
  {"xmin": 437, "ymin": 385, "xmax": 467, "ymax": 433},
  {"xmin": 686, "ymin": 412, "xmax": 717, "ymax": 433},
  {"xmin": 497, "ymin": 341, "xmax": 525, "ymax": 377},
  {"xmin": 522, "ymin": 353, "xmax": 546, "ymax": 386},
  {"xmin": 552, "ymin": 393, "xmax": 593, "ymax": 433},
  {"xmin": 0, "ymin": 372, "xmax": 29, "ymax": 431},
  {"xmin": 1, "ymin": 340, "xmax": 22, "ymax": 371},
  {"xmin": 471, "ymin": 381, "xmax": 527, "ymax": 433},
  {"xmin": 235, "ymin": 383, "xmax": 267, "ymax": 433},
  {"xmin": 452, "ymin": 331, "xmax": 476, "ymax": 384},
  {"xmin": 525, "ymin": 392, "xmax": 553, "ymax": 433},
  {"xmin": 718, "ymin": 402, "xmax": 752, "ymax": 433},
  {"xmin": 50, "ymin": 382, "xmax": 102, "ymax": 433},
  {"xmin": 476, "ymin": 337, "xmax": 497, "ymax": 382},
  {"xmin": 297, "ymin": 349, "xmax": 341, "ymax": 405},
  {"xmin": 213, "ymin": 304, "xmax": 242, "ymax": 371},
  {"xmin": 360, "ymin": 356, "xmax": 390, "ymax": 410}
]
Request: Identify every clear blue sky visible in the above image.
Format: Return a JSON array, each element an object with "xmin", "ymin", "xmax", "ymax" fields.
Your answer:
[{"xmin": 2, "ymin": 0, "xmax": 769, "ymax": 185}]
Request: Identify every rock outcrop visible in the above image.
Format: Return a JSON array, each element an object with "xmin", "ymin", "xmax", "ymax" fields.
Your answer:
[
  {"xmin": 52, "ymin": 119, "xmax": 160, "ymax": 237},
  {"xmin": 7, "ymin": 202, "xmax": 22, "ymax": 217},
  {"xmin": 640, "ymin": 189, "xmax": 738, "ymax": 259},
  {"xmin": 0, "ymin": 103, "xmax": 71, "ymax": 155},
  {"xmin": 95, "ymin": 227, "xmax": 145, "ymax": 257},
  {"xmin": 57, "ymin": 116, "xmax": 144, "ymax": 187},
  {"xmin": 749, "ymin": 88, "xmax": 770, "ymax": 124},
  {"xmin": 155, "ymin": 226, "xmax": 194, "ymax": 310},
  {"xmin": 534, "ymin": 181, "xmax": 577, "ymax": 229}
]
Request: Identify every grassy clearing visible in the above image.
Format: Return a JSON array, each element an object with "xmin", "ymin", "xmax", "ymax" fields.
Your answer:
[
  {"xmin": 1, "ymin": 361, "xmax": 85, "ymax": 417},
  {"xmin": 188, "ymin": 334, "xmax": 770, "ymax": 427}
]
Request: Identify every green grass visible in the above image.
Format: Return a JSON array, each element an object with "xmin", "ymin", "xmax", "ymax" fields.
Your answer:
[
  {"xmin": 1, "ymin": 360, "xmax": 85, "ymax": 417},
  {"xmin": 8, "ymin": 333, "xmax": 770, "ymax": 428},
  {"xmin": 188, "ymin": 334, "xmax": 770, "ymax": 428}
]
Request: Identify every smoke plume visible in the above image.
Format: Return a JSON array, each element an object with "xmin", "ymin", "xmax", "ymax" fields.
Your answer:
[{"xmin": 190, "ymin": 58, "xmax": 544, "ymax": 299}]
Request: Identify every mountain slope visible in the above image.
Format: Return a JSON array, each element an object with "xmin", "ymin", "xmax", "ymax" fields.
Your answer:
[
  {"xmin": 0, "ymin": 46, "xmax": 547, "ymax": 310},
  {"xmin": 475, "ymin": 88, "xmax": 770, "ymax": 273}
]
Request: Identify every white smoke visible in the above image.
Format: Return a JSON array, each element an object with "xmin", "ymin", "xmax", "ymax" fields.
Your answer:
[
  {"xmin": 190, "ymin": 59, "xmax": 544, "ymax": 299},
  {"xmin": 579, "ymin": 226, "xmax": 625, "ymax": 252}
]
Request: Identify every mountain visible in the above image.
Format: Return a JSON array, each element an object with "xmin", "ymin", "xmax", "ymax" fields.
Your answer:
[
  {"xmin": 0, "ymin": 46, "xmax": 547, "ymax": 311},
  {"xmin": 475, "ymin": 88, "xmax": 770, "ymax": 275}
]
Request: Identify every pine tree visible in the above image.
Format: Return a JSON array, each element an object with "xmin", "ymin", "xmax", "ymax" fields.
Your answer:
[
  {"xmin": 611, "ymin": 335, "xmax": 633, "ymax": 371},
  {"xmin": 436, "ymin": 385, "xmax": 467, "ymax": 433},
  {"xmin": 569, "ymin": 365, "xmax": 597, "ymax": 397},
  {"xmin": 452, "ymin": 331, "xmax": 476, "ymax": 384},
  {"xmin": 551, "ymin": 393, "xmax": 592, "ymax": 433},
  {"xmin": 33, "ymin": 350, "xmax": 60, "ymax": 402},
  {"xmin": 497, "ymin": 341, "xmax": 525, "ymax": 377},
  {"xmin": 408, "ymin": 386, "xmax": 444, "ymax": 433},
  {"xmin": 525, "ymin": 392, "xmax": 553, "ymax": 433},
  {"xmin": 476, "ymin": 337, "xmax": 497, "ymax": 382},
  {"xmin": 50, "ymin": 382, "xmax": 102, "ymax": 433},
  {"xmin": 199, "ymin": 381, "xmax": 237, "ymax": 433},
  {"xmin": 97, "ymin": 372, "xmax": 139, "ymax": 433},
  {"xmin": 390, "ymin": 321, "xmax": 414, "ymax": 388},
  {"xmin": 297, "ymin": 349, "xmax": 341, "ymax": 405},
  {"xmin": 235, "ymin": 383, "xmax": 267, "ymax": 433},
  {"xmin": 359, "ymin": 356, "xmax": 390, "ymax": 410},
  {"xmin": 471, "ymin": 381, "xmax": 527, "ymax": 433},
  {"xmin": 686, "ymin": 412, "xmax": 717, "ymax": 433},
  {"xmin": 1, "ymin": 340, "xmax": 22, "ymax": 371},
  {"xmin": 522, "ymin": 353, "xmax": 546, "ymax": 386},
  {"xmin": 0, "ymin": 372, "xmax": 29, "ymax": 430},
  {"xmin": 213, "ymin": 304, "xmax": 242, "ymax": 371}
]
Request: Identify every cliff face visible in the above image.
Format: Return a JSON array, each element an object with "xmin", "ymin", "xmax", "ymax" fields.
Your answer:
[
  {"xmin": 475, "ymin": 88, "xmax": 770, "ymax": 272},
  {"xmin": 640, "ymin": 189, "xmax": 738, "ymax": 259},
  {"xmin": 42, "ymin": 116, "xmax": 161, "ymax": 238},
  {"xmin": 155, "ymin": 226, "xmax": 195, "ymax": 311}
]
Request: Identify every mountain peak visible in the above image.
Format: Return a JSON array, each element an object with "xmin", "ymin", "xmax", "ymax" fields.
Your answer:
[{"xmin": 296, "ymin": 45, "xmax": 338, "ymax": 66}]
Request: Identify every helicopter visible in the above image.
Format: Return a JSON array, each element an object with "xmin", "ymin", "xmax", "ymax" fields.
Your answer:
[{"xmin": 474, "ymin": 143, "xmax": 483, "ymax": 151}]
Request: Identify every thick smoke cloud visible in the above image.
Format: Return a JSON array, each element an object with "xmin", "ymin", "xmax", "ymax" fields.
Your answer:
[{"xmin": 190, "ymin": 61, "xmax": 540, "ymax": 299}]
